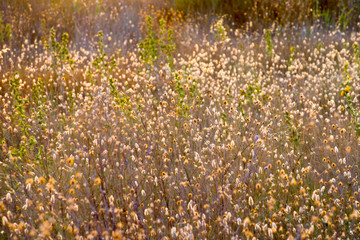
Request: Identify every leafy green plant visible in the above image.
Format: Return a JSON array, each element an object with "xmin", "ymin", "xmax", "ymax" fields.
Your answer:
[
  {"xmin": 341, "ymin": 62, "xmax": 360, "ymax": 135},
  {"xmin": 158, "ymin": 18, "xmax": 176, "ymax": 68},
  {"xmin": 174, "ymin": 72, "xmax": 187, "ymax": 117},
  {"xmin": 9, "ymin": 73, "xmax": 29, "ymax": 139},
  {"xmin": 265, "ymin": 29, "xmax": 273, "ymax": 58},
  {"xmin": 354, "ymin": 43, "xmax": 360, "ymax": 66},
  {"xmin": 287, "ymin": 46, "xmax": 296, "ymax": 68},
  {"xmin": 109, "ymin": 77, "xmax": 132, "ymax": 118},
  {"xmin": 172, "ymin": 72, "xmax": 199, "ymax": 118},
  {"xmin": 221, "ymin": 112, "xmax": 227, "ymax": 126},
  {"xmin": 139, "ymin": 16, "xmax": 157, "ymax": 66},
  {"xmin": 32, "ymin": 77, "xmax": 47, "ymax": 129},
  {"xmin": 285, "ymin": 111, "xmax": 301, "ymax": 149},
  {"xmin": 8, "ymin": 74, "xmax": 49, "ymax": 173},
  {"xmin": 92, "ymin": 31, "xmax": 116, "ymax": 77},
  {"xmin": 92, "ymin": 31, "xmax": 133, "ymax": 118},
  {"xmin": 241, "ymin": 79, "xmax": 262, "ymax": 104},
  {"xmin": 91, "ymin": 30, "xmax": 117, "ymax": 94},
  {"xmin": 214, "ymin": 18, "xmax": 228, "ymax": 41},
  {"xmin": 45, "ymin": 28, "xmax": 75, "ymax": 78},
  {"xmin": 139, "ymin": 16, "xmax": 175, "ymax": 69},
  {"xmin": 7, "ymin": 73, "xmax": 36, "ymax": 177}
]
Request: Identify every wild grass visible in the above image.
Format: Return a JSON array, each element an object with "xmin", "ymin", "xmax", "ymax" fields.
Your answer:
[{"xmin": 0, "ymin": 2, "xmax": 360, "ymax": 240}]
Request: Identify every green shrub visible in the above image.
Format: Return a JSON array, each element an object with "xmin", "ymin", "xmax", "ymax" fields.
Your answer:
[{"xmin": 139, "ymin": 15, "xmax": 175, "ymax": 69}]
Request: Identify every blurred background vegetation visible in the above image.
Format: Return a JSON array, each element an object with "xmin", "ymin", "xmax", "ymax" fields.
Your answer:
[
  {"xmin": 172, "ymin": 0, "xmax": 359, "ymax": 26},
  {"xmin": 0, "ymin": 0, "xmax": 359, "ymax": 48}
]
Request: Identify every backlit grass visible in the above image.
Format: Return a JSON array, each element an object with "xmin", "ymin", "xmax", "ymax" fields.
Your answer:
[{"xmin": 0, "ymin": 3, "xmax": 360, "ymax": 240}]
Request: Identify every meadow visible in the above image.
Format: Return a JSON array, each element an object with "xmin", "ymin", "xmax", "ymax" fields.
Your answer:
[{"xmin": 1, "ymin": 1, "xmax": 360, "ymax": 239}]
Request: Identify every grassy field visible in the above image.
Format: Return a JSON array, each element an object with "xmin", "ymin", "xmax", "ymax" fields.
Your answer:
[{"xmin": 1, "ymin": 1, "xmax": 360, "ymax": 239}]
